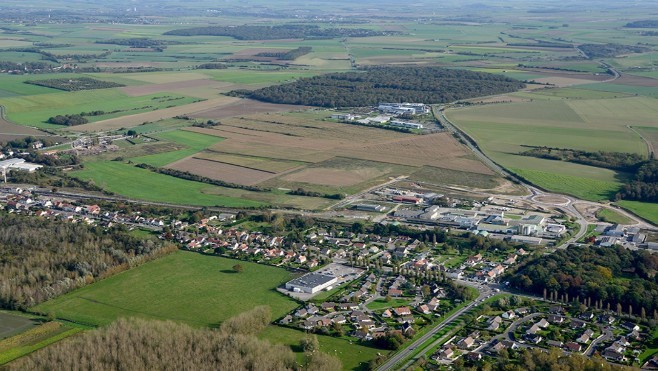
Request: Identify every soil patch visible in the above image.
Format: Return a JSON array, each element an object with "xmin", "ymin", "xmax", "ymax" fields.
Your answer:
[{"xmin": 166, "ymin": 157, "xmax": 277, "ymax": 185}]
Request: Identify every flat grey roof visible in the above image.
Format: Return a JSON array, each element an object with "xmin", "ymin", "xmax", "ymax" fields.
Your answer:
[{"xmin": 287, "ymin": 272, "xmax": 336, "ymax": 288}]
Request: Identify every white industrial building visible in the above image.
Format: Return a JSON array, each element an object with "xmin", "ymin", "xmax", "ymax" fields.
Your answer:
[
  {"xmin": 285, "ymin": 272, "xmax": 338, "ymax": 294},
  {"xmin": 389, "ymin": 120, "xmax": 424, "ymax": 130},
  {"xmin": 0, "ymin": 159, "xmax": 42, "ymax": 181}
]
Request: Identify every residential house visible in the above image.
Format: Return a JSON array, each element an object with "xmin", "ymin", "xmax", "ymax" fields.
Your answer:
[{"xmin": 565, "ymin": 342, "xmax": 582, "ymax": 352}]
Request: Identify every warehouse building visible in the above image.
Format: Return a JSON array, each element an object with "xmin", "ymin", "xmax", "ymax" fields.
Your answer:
[{"xmin": 285, "ymin": 272, "xmax": 338, "ymax": 294}]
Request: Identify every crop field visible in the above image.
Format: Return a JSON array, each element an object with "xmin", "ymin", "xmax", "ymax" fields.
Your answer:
[
  {"xmin": 512, "ymin": 168, "xmax": 623, "ymax": 201},
  {"xmin": 576, "ymin": 82, "xmax": 658, "ymax": 99},
  {"xmin": 129, "ymin": 130, "xmax": 223, "ymax": 167},
  {"xmin": 616, "ymin": 201, "xmax": 658, "ymax": 225},
  {"xmin": 72, "ymin": 161, "xmax": 265, "ymax": 207},
  {"xmin": 0, "ymin": 321, "xmax": 82, "ymax": 365},
  {"xmin": 167, "ymin": 157, "xmax": 279, "ymax": 185},
  {"xmin": 0, "ymin": 312, "xmax": 39, "ymax": 339},
  {"xmin": 33, "ymin": 251, "xmax": 299, "ymax": 327},
  {"xmin": 70, "ymin": 96, "xmax": 240, "ymax": 132},
  {"xmin": 175, "ymin": 111, "xmax": 495, "ymax": 194},
  {"xmin": 194, "ymin": 151, "xmax": 305, "ymax": 173},
  {"xmin": 3, "ymin": 89, "xmax": 203, "ymax": 129}
]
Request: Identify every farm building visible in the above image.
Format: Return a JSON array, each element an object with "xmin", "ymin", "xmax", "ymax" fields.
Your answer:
[
  {"xmin": 285, "ymin": 272, "xmax": 337, "ymax": 294},
  {"xmin": 392, "ymin": 195, "xmax": 422, "ymax": 204},
  {"xmin": 389, "ymin": 120, "xmax": 424, "ymax": 130},
  {"xmin": 331, "ymin": 113, "xmax": 361, "ymax": 121},
  {"xmin": 354, "ymin": 204, "xmax": 387, "ymax": 212}
]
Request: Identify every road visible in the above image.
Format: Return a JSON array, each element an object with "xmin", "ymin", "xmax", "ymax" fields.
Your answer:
[
  {"xmin": 436, "ymin": 101, "xmax": 656, "ymax": 242},
  {"xmin": 628, "ymin": 125, "xmax": 655, "ymax": 159},
  {"xmin": 328, "ymin": 175, "xmax": 407, "ymax": 210},
  {"xmin": 377, "ymin": 282, "xmax": 493, "ymax": 370}
]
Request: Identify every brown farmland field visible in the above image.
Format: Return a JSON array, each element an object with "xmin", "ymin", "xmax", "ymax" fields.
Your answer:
[
  {"xmin": 611, "ymin": 75, "xmax": 658, "ymax": 88},
  {"xmin": 282, "ymin": 167, "xmax": 390, "ymax": 186},
  {"xmin": 70, "ymin": 96, "xmax": 242, "ymax": 132},
  {"xmin": 0, "ymin": 110, "xmax": 62, "ymax": 143},
  {"xmin": 189, "ymin": 100, "xmax": 308, "ymax": 120},
  {"xmin": 178, "ymin": 111, "xmax": 494, "ymax": 192},
  {"xmin": 194, "ymin": 151, "xmax": 305, "ymax": 173},
  {"xmin": 166, "ymin": 157, "xmax": 279, "ymax": 185}
]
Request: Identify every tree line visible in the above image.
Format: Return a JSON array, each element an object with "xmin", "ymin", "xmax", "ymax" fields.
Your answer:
[
  {"xmin": 578, "ymin": 43, "xmax": 649, "ymax": 58},
  {"xmin": 0, "ymin": 213, "xmax": 176, "ymax": 310},
  {"xmin": 0, "ymin": 61, "xmax": 54, "ymax": 72},
  {"xmin": 519, "ymin": 146, "xmax": 644, "ymax": 172},
  {"xmin": 229, "ymin": 66, "xmax": 526, "ymax": 108},
  {"xmin": 164, "ymin": 24, "xmax": 398, "ymax": 40},
  {"xmin": 95, "ymin": 38, "xmax": 177, "ymax": 51},
  {"xmin": 12, "ymin": 307, "xmax": 342, "ymax": 371},
  {"xmin": 256, "ymin": 46, "xmax": 312, "ymax": 60},
  {"xmin": 135, "ymin": 163, "xmax": 271, "ymax": 193},
  {"xmin": 195, "ymin": 62, "xmax": 228, "ymax": 69},
  {"xmin": 4, "ymin": 136, "xmax": 59, "ymax": 150},
  {"xmin": 506, "ymin": 244, "xmax": 658, "ymax": 316},
  {"xmin": 625, "ymin": 20, "xmax": 658, "ymax": 28},
  {"xmin": 26, "ymin": 77, "xmax": 125, "ymax": 91},
  {"xmin": 287, "ymin": 187, "xmax": 344, "ymax": 200}
]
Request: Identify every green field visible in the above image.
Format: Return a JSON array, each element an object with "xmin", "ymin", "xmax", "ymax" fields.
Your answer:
[
  {"xmin": 366, "ymin": 298, "xmax": 414, "ymax": 311},
  {"xmin": 2, "ymin": 88, "xmax": 202, "ymax": 129},
  {"xmin": 616, "ymin": 201, "xmax": 658, "ymax": 225},
  {"xmin": 595, "ymin": 208, "xmax": 633, "ymax": 225},
  {"xmin": 0, "ymin": 320, "xmax": 83, "ymax": 365},
  {"xmin": 513, "ymin": 168, "xmax": 622, "ymax": 201},
  {"xmin": 130, "ymin": 129, "xmax": 223, "ymax": 167},
  {"xmin": 72, "ymin": 161, "xmax": 265, "ymax": 207},
  {"xmin": 259, "ymin": 326, "xmax": 384, "ymax": 371},
  {"xmin": 33, "ymin": 251, "xmax": 299, "ymax": 327},
  {"xmin": 446, "ymin": 97, "xmax": 658, "ymax": 201}
]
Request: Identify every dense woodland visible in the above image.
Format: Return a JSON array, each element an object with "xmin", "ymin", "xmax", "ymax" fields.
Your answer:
[
  {"xmin": 0, "ymin": 61, "xmax": 54, "ymax": 71},
  {"xmin": 231, "ymin": 67, "xmax": 525, "ymax": 108},
  {"xmin": 256, "ymin": 46, "xmax": 313, "ymax": 60},
  {"xmin": 507, "ymin": 245, "xmax": 658, "ymax": 316},
  {"xmin": 7, "ymin": 167, "xmax": 104, "ymax": 192},
  {"xmin": 96, "ymin": 38, "xmax": 176, "ymax": 51},
  {"xmin": 4, "ymin": 136, "xmax": 59, "ymax": 150},
  {"xmin": 26, "ymin": 77, "xmax": 124, "ymax": 91},
  {"xmin": 619, "ymin": 160, "xmax": 658, "ymax": 202},
  {"xmin": 0, "ymin": 213, "xmax": 176, "ymax": 310},
  {"xmin": 47, "ymin": 113, "xmax": 88, "ymax": 126},
  {"xmin": 13, "ymin": 307, "xmax": 342, "ymax": 371},
  {"xmin": 519, "ymin": 146, "xmax": 644, "ymax": 172},
  {"xmin": 164, "ymin": 24, "xmax": 396, "ymax": 40},
  {"xmin": 625, "ymin": 20, "xmax": 658, "ymax": 28},
  {"xmin": 196, "ymin": 62, "xmax": 228, "ymax": 69},
  {"xmin": 578, "ymin": 43, "xmax": 649, "ymax": 58}
]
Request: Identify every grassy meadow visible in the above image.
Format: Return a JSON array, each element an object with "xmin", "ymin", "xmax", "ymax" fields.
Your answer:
[
  {"xmin": 72, "ymin": 161, "xmax": 266, "ymax": 207},
  {"xmin": 33, "ymin": 251, "xmax": 299, "ymax": 327}
]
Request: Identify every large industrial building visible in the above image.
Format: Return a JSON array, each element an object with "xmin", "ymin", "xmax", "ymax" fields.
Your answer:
[{"xmin": 285, "ymin": 272, "xmax": 338, "ymax": 294}]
